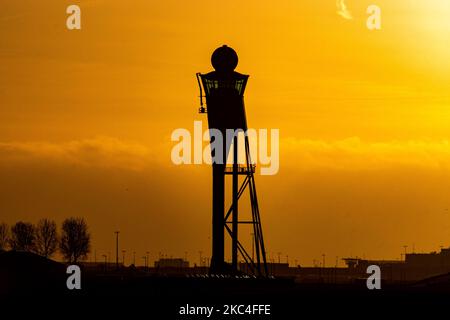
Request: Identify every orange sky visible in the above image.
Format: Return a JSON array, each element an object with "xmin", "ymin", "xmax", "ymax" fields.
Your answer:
[{"xmin": 1, "ymin": 0, "xmax": 450, "ymax": 266}]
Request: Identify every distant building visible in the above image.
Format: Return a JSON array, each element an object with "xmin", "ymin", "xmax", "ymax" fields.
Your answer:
[
  {"xmin": 403, "ymin": 248, "xmax": 450, "ymax": 280},
  {"xmin": 239, "ymin": 262, "xmax": 290, "ymax": 276},
  {"xmin": 406, "ymin": 248, "xmax": 450, "ymax": 268},
  {"xmin": 78, "ymin": 261, "xmax": 124, "ymax": 274},
  {"xmin": 342, "ymin": 247, "xmax": 450, "ymax": 282},
  {"xmin": 75, "ymin": 248, "xmax": 450, "ymax": 283},
  {"xmin": 154, "ymin": 258, "xmax": 189, "ymax": 268}
]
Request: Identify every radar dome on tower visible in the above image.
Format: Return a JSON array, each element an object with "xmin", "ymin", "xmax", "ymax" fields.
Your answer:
[{"xmin": 211, "ymin": 45, "xmax": 239, "ymax": 72}]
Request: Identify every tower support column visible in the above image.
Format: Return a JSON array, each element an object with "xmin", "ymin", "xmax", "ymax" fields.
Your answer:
[
  {"xmin": 211, "ymin": 163, "xmax": 225, "ymax": 271},
  {"xmin": 232, "ymin": 135, "xmax": 239, "ymax": 271}
]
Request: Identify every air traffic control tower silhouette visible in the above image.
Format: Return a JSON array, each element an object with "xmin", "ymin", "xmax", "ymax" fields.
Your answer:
[{"xmin": 197, "ymin": 45, "xmax": 268, "ymax": 276}]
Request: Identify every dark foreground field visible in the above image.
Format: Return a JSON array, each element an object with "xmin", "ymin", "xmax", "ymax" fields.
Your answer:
[{"xmin": 1, "ymin": 251, "xmax": 449, "ymax": 317}]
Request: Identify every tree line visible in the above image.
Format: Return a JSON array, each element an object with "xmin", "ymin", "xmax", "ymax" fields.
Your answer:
[{"xmin": 0, "ymin": 217, "xmax": 91, "ymax": 263}]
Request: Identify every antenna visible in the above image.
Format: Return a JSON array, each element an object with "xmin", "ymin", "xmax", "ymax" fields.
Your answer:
[{"xmin": 196, "ymin": 73, "xmax": 207, "ymax": 114}]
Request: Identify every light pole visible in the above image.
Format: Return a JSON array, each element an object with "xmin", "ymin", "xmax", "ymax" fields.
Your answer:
[
  {"xmin": 102, "ymin": 254, "xmax": 107, "ymax": 272},
  {"xmin": 335, "ymin": 256, "xmax": 339, "ymax": 284},
  {"xmin": 115, "ymin": 231, "xmax": 120, "ymax": 270}
]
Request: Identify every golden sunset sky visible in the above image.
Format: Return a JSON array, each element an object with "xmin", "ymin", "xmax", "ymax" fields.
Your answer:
[{"xmin": 1, "ymin": 0, "xmax": 450, "ymax": 266}]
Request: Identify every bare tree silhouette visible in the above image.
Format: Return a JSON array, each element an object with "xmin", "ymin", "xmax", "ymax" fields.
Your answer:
[
  {"xmin": 60, "ymin": 217, "xmax": 91, "ymax": 263},
  {"xmin": 0, "ymin": 222, "xmax": 9, "ymax": 251},
  {"xmin": 35, "ymin": 218, "xmax": 58, "ymax": 258},
  {"xmin": 9, "ymin": 221, "xmax": 36, "ymax": 252}
]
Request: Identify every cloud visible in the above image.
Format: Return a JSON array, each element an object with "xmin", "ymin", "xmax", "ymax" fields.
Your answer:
[
  {"xmin": 1, "ymin": 137, "xmax": 449, "ymax": 173},
  {"xmin": 336, "ymin": 0, "xmax": 353, "ymax": 20},
  {"xmin": 282, "ymin": 137, "xmax": 450, "ymax": 171},
  {"xmin": 0, "ymin": 137, "xmax": 152, "ymax": 171}
]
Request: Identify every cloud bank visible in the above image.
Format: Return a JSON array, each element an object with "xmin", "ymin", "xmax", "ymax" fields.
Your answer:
[
  {"xmin": 0, "ymin": 136, "xmax": 152, "ymax": 171},
  {"xmin": 282, "ymin": 137, "xmax": 450, "ymax": 171},
  {"xmin": 1, "ymin": 136, "xmax": 449, "ymax": 172}
]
